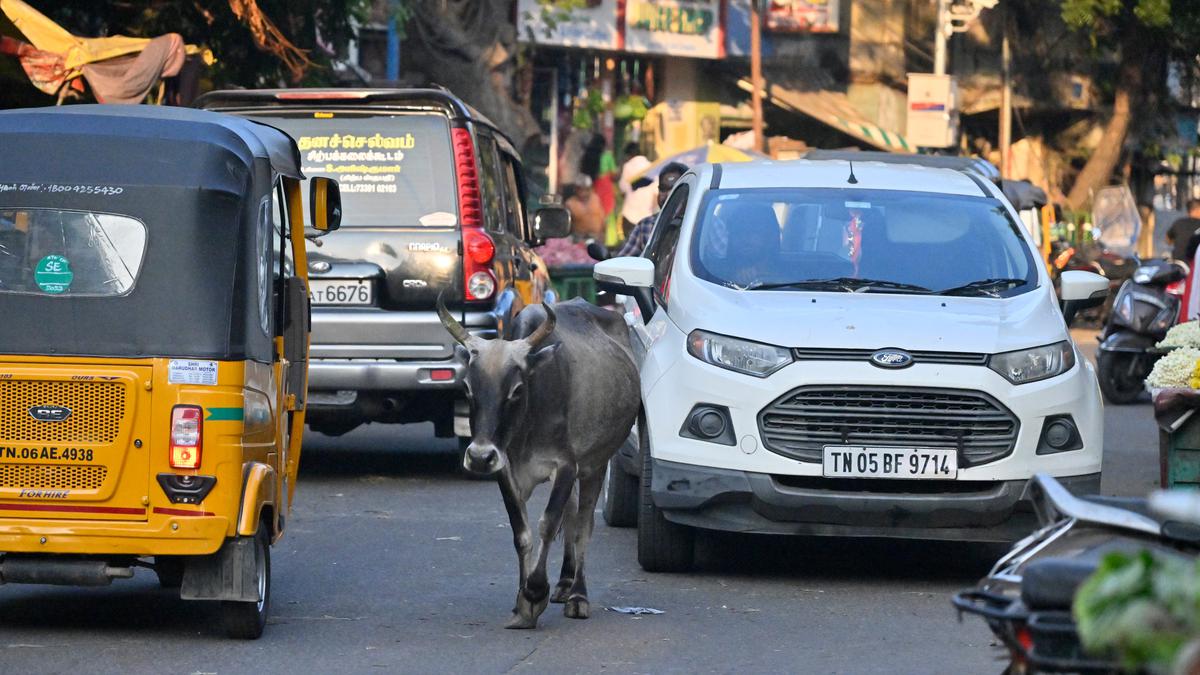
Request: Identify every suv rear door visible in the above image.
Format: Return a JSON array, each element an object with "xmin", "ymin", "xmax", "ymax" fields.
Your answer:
[{"xmin": 249, "ymin": 110, "xmax": 462, "ymax": 360}]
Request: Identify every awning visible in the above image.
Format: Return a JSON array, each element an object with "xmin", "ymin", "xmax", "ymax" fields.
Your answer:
[{"xmin": 738, "ymin": 78, "xmax": 913, "ymax": 153}]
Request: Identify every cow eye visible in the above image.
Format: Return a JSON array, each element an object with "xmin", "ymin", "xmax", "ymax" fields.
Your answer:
[{"xmin": 508, "ymin": 381, "xmax": 523, "ymax": 398}]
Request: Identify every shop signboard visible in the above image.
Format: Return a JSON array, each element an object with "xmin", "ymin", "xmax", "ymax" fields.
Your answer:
[
  {"xmin": 906, "ymin": 73, "xmax": 960, "ymax": 149},
  {"xmin": 517, "ymin": 0, "xmax": 620, "ymax": 50},
  {"xmin": 765, "ymin": 0, "xmax": 840, "ymax": 33},
  {"xmin": 624, "ymin": 0, "xmax": 724, "ymax": 59}
]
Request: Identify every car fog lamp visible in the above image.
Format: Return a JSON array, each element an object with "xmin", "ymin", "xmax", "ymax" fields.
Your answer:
[
  {"xmin": 1044, "ymin": 420, "xmax": 1074, "ymax": 448},
  {"xmin": 988, "ymin": 341, "xmax": 1075, "ymax": 385},
  {"xmin": 688, "ymin": 408, "xmax": 728, "ymax": 439},
  {"xmin": 686, "ymin": 330, "xmax": 792, "ymax": 378}
]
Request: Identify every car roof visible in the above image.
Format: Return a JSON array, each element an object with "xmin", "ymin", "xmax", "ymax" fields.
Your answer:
[
  {"xmin": 702, "ymin": 160, "xmax": 992, "ymax": 198},
  {"xmin": 195, "ymin": 87, "xmax": 516, "ymax": 154},
  {"xmin": 0, "ymin": 104, "xmax": 303, "ymax": 179},
  {"xmin": 801, "ymin": 149, "xmax": 1001, "ymax": 183}
]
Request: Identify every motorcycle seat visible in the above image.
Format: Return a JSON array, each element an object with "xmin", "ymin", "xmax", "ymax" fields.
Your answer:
[{"xmin": 1021, "ymin": 558, "xmax": 1098, "ymax": 610}]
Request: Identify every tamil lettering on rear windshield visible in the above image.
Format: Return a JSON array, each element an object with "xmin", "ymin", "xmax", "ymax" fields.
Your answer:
[
  {"xmin": 252, "ymin": 112, "xmax": 458, "ymax": 227},
  {"xmin": 0, "ymin": 209, "xmax": 147, "ymax": 297}
]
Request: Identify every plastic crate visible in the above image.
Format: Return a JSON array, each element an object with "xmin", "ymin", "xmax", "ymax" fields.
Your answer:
[
  {"xmin": 1162, "ymin": 409, "xmax": 1200, "ymax": 489},
  {"xmin": 549, "ymin": 264, "xmax": 597, "ymax": 303}
]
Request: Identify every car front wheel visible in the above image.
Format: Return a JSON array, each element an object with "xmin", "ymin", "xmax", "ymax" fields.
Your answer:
[{"xmin": 637, "ymin": 432, "xmax": 695, "ymax": 572}]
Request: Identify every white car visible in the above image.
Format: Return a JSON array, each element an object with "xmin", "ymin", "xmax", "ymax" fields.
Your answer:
[{"xmin": 594, "ymin": 160, "xmax": 1110, "ymax": 572}]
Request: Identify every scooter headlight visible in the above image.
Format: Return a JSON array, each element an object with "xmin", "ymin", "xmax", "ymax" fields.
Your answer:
[
  {"xmin": 988, "ymin": 341, "xmax": 1076, "ymax": 385},
  {"xmin": 687, "ymin": 330, "xmax": 793, "ymax": 377}
]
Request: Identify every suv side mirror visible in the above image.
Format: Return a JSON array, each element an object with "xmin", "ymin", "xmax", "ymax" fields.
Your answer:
[
  {"xmin": 533, "ymin": 206, "xmax": 571, "ymax": 242},
  {"xmin": 1059, "ymin": 270, "xmax": 1109, "ymax": 326},
  {"xmin": 309, "ymin": 177, "xmax": 342, "ymax": 232}
]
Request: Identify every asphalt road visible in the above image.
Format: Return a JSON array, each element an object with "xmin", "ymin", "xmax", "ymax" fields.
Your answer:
[{"xmin": 0, "ymin": 329, "xmax": 1161, "ymax": 674}]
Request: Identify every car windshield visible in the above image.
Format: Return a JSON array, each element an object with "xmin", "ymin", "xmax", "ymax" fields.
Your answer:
[
  {"xmin": 690, "ymin": 188, "xmax": 1037, "ymax": 297},
  {"xmin": 0, "ymin": 208, "xmax": 146, "ymax": 297},
  {"xmin": 251, "ymin": 112, "xmax": 458, "ymax": 227}
]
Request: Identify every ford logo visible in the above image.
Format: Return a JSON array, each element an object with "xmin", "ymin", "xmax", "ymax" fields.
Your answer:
[
  {"xmin": 870, "ymin": 349, "xmax": 914, "ymax": 369},
  {"xmin": 29, "ymin": 405, "xmax": 72, "ymax": 422}
]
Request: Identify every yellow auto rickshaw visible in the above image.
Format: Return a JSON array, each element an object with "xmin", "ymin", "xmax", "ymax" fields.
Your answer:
[{"xmin": 0, "ymin": 105, "xmax": 339, "ymax": 638}]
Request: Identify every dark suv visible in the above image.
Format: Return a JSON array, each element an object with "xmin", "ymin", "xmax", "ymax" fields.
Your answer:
[{"xmin": 197, "ymin": 89, "xmax": 570, "ymax": 444}]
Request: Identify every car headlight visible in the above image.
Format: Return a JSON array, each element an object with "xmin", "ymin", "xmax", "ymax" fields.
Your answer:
[
  {"xmin": 988, "ymin": 341, "xmax": 1076, "ymax": 385},
  {"xmin": 687, "ymin": 330, "xmax": 792, "ymax": 377}
]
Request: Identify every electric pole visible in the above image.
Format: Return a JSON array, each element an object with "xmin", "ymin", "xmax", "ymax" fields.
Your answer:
[{"xmin": 750, "ymin": 0, "xmax": 764, "ymax": 153}]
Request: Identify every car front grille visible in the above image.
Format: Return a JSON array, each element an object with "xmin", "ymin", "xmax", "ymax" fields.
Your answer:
[
  {"xmin": 791, "ymin": 348, "xmax": 989, "ymax": 366},
  {"xmin": 758, "ymin": 386, "xmax": 1019, "ymax": 466}
]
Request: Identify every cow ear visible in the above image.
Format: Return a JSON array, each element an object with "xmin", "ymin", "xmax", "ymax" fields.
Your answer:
[{"xmin": 528, "ymin": 343, "xmax": 561, "ymax": 372}]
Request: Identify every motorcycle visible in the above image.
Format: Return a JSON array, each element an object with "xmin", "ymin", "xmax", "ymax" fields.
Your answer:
[
  {"xmin": 954, "ymin": 474, "xmax": 1200, "ymax": 674},
  {"xmin": 1095, "ymin": 258, "xmax": 1188, "ymax": 404}
]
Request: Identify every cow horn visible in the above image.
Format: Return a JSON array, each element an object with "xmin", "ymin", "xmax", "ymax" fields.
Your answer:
[
  {"xmin": 437, "ymin": 292, "xmax": 471, "ymax": 346},
  {"xmin": 526, "ymin": 302, "xmax": 557, "ymax": 350}
]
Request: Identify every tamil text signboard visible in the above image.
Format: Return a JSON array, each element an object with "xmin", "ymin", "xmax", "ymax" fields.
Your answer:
[
  {"xmin": 624, "ymin": 0, "xmax": 723, "ymax": 59},
  {"xmin": 517, "ymin": 0, "xmax": 621, "ymax": 50},
  {"xmin": 765, "ymin": 0, "xmax": 840, "ymax": 33}
]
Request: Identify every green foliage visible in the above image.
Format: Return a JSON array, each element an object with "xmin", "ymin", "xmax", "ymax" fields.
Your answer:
[
  {"xmin": 1074, "ymin": 550, "xmax": 1200, "ymax": 671},
  {"xmin": 522, "ymin": 0, "xmax": 587, "ymax": 41}
]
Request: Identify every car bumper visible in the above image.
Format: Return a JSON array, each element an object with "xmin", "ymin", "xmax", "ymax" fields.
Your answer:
[
  {"xmin": 651, "ymin": 458, "xmax": 1101, "ymax": 542},
  {"xmin": 642, "ymin": 327, "xmax": 1104, "ymax": 482},
  {"xmin": 308, "ymin": 358, "xmax": 464, "ymax": 391}
]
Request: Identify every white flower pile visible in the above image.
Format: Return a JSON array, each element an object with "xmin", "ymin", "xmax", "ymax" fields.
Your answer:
[
  {"xmin": 1146, "ymin": 347, "xmax": 1200, "ymax": 389},
  {"xmin": 1158, "ymin": 321, "xmax": 1200, "ymax": 349}
]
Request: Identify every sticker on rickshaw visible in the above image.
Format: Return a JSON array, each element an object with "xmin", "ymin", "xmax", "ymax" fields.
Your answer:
[
  {"xmin": 34, "ymin": 255, "xmax": 73, "ymax": 294},
  {"xmin": 168, "ymin": 359, "xmax": 218, "ymax": 386}
]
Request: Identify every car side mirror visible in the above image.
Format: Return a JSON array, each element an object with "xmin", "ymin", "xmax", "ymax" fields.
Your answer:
[
  {"xmin": 533, "ymin": 206, "xmax": 571, "ymax": 243},
  {"xmin": 309, "ymin": 177, "xmax": 342, "ymax": 232},
  {"xmin": 595, "ymin": 257, "xmax": 656, "ymax": 320},
  {"xmin": 1059, "ymin": 270, "xmax": 1109, "ymax": 326}
]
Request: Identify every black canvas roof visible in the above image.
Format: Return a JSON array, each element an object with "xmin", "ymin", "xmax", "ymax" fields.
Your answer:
[{"xmin": 0, "ymin": 104, "xmax": 302, "ymax": 181}]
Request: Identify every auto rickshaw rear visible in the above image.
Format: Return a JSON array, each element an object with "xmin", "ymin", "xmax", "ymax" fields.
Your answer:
[{"xmin": 0, "ymin": 105, "xmax": 339, "ymax": 638}]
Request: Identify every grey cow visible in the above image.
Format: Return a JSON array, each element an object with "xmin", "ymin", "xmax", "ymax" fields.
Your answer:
[{"xmin": 438, "ymin": 297, "xmax": 640, "ymax": 629}]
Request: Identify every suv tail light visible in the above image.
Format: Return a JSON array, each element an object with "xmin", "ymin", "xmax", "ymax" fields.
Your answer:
[
  {"xmin": 169, "ymin": 405, "xmax": 203, "ymax": 470},
  {"xmin": 451, "ymin": 127, "xmax": 496, "ymax": 301}
]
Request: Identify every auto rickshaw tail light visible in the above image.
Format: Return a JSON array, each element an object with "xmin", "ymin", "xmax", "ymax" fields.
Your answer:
[{"xmin": 169, "ymin": 405, "xmax": 203, "ymax": 470}]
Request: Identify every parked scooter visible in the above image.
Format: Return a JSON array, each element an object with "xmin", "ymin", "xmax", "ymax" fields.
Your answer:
[
  {"xmin": 954, "ymin": 474, "xmax": 1200, "ymax": 673},
  {"xmin": 1095, "ymin": 258, "xmax": 1188, "ymax": 404}
]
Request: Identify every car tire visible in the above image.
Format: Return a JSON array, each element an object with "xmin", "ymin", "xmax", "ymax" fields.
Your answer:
[
  {"xmin": 602, "ymin": 456, "xmax": 639, "ymax": 528},
  {"xmin": 221, "ymin": 524, "xmax": 270, "ymax": 640},
  {"xmin": 637, "ymin": 431, "xmax": 694, "ymax": 573},
  {"xmin": 1097, "ymin": 351, "xmax": 1145, "ymax": 405},
  {"xmin": 154, "ymin": 556, "xmax": 185, "ymax": 589}
]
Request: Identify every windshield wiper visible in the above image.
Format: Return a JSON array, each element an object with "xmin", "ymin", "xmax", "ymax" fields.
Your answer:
[
  {"xmin": 938, "ymin": 278, "xmax": 1027, "ymax": 297},
  {"xmin": 745, "ymin": 277, "xmax": 932, "ymax": 294}
]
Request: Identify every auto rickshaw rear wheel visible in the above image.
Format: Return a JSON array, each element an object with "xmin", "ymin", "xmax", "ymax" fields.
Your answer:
[
  {"xmin": 221, "ymin": 524, "xmax": 271, "ymax": 639},
  {"xmin": 154, "ymin": 556, "xmax": 185, "ymax": 588}
]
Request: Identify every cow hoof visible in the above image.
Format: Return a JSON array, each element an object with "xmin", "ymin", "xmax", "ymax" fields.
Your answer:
[
  {"xmin": 564, "ymin": 597, "xmax": 590, "ymax": 619},
  {"xmin": 550, "ymin": 581, "xmax": 573, "ymax": 604},
  {"xmin": 505, "ymin": 613, "xmax": 539, "ymax": 630}
]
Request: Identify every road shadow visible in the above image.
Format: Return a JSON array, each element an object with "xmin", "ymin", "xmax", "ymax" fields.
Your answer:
[
  {"xmin": 690, "ymin": 531, "xmax": 1004, "ymax": 583},
  {"xmin": 299, "ymin": 423, "xmax": 467, "ymax": 479},
  {"xmin": 0, "ymin": 576, "xmax": 224, "ymax": 638}
]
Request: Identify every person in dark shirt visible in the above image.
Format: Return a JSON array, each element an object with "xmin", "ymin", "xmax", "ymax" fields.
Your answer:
[
  {"xmin": 615, "ymin": 161, "xmax": 689, "ymax": 258},
  {"xmin": 1167, "ymin": 198, "xmax": 1200, "ymax": 261}
]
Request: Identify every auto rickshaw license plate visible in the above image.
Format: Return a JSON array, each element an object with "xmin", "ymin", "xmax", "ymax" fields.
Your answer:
[
  {"xmin": 309, "ymin": 279, "xmax": 373, "ymax": 306},
  {"xmin": 822, "ymin": 446, "xmax": 958, "ymax": 479}
]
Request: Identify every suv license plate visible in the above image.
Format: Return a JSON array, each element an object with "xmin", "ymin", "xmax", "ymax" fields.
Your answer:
[
  {"xmin": 310, "ymin": 280, "xmax": 373, "ymax": 306},
  {"xmin": 822, "ymin": 446, "xmax": 958, "ymax": 479}
]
